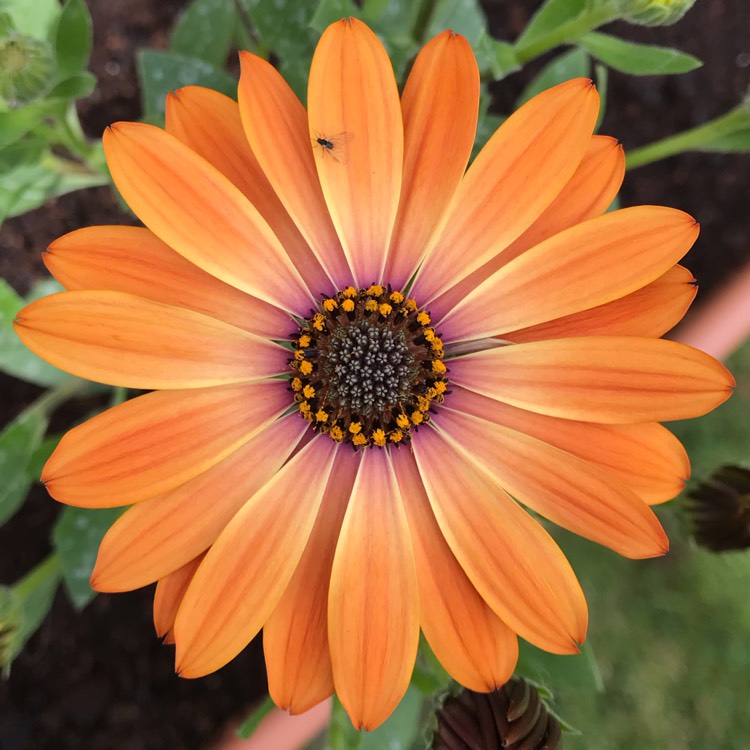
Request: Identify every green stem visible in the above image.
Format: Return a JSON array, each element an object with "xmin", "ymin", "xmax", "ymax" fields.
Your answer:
[
  {"xmin": 34, "ymin": 108, "xmax": 108, "ymax": 178},
  {"xmin": 514, "ymin": 4, "xmax": 619, "ymax": 64},
  {"xmin": 14, "ymin": 553, "xmax": 61, "ymax": 599},
  {"xmin": 21, "ymin": 377, "xmax": 86, "ymax": 419},
  {"xmin": 626, "ymin": 105, "xmax": 750, "ymax": 169}
]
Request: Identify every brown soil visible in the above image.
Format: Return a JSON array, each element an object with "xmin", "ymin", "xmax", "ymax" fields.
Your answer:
[{"xmin": 0, "ymin": 1, "xmax": 748, "ymax": 748}]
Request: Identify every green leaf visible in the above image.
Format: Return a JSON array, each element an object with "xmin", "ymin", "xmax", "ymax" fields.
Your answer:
[
  {"xmin": 516, "ymin": 47, "xmax": 591, "ymax": 107},
  {"xmin": 361, "ymin": 1, "xmax": 421, "ymax": 83},
  {"xmin": 0, "ymin": 407, "xmax": 48, "ymax": 526},
  {"xmin": 327, "ymin": 696, "xmax": 363, "ymax": 750},
  {"xmin": 27, "ymin": 433, "xmax": 60, "ymax": 480},
  {"xmin": 53, "ymin": 0, "xmax": 92, "ymax": 78},
  {"xmin": 47, "ymin": 71, "xmax": 96, "ymax": 100},
  {"xmin": 0, "ymin": 158, "xmax": 108, "ymax": 224},
  {"xmin": 170, "ymin": 0, "xmax": 237, "ymax": 68},
  {"xmin": 0, "ymin": 0, "xmax": 59, "ymax": 40},
  {"xmin": 0, "ymin": 278, "xmax": 70, "ymax": 386},
  {"xmin": 0, "ymin": 103, "xmax": 47, "ymax": 149},
  {"xmin": 236, "ymin": 694, "xmax": 276, "ymax": 739},
  {"xmin": 412, "ymin": 633, "xmax": 452, "ymax": 696},
  {"xmin": 594, "ymin": 60, "xmax": 608, "ymax": 132},
  {"xmin": 0, "ymin": 10, "xmax": 14, "ymax": 36},
  {"xmin": 0, "ymin": 133, "xmax": 46, "ymax": 170},
  {"xmin": 52, "ymin": 506, "xmax": 124, "ymax": 609},
  {"xmin": 137, "ymin": 49, "xmax": 237, "ymax": 119},
  {"xmin": 360, "ymin": 687, "xmax": 423, "ymax": 750},
  {"xmin": 515, "ymin": 0, "xmax": 587, "ymax": 50},
  {"xmin": 240, "ymin": 0, "xmax": 318, "ymax": 99},
  {"xmin": 475, "ymin": 34, "xmax": 520, "ymax": 80},
  {"xmin": 0, "ymin": 586, "xmax": 24, "ymax": 672},
  {"xmin": 516, "ymin": 639, "xmax": 605, "ymax": 693},
  {"xmin": 473, "ymin": 85, "xmax": 505, "ymax": 159},
  {"xmin": 362, "ymin": 0, "xmax": 420, "ymax": 30},
  {"xmin": 326, "ymin": 689, "xmax": 424, "ymax": 750},
  {"xmin": 578, "ymin": 32, "xmax": 702, "ymax": 75},
  {"xmin": 1, "ymin": 555, "xmax": 61, "ymax": 675},
  {"xmin": 25, "ymin": 277, "xmax": 64, "ymax": 303},
  {"xmin": 309, "ymin": 0, "xmax": 360, "ymax": 34},
  {"xmin": 425, "ymin": 0, "xmax": 487, "ymax": 46}
]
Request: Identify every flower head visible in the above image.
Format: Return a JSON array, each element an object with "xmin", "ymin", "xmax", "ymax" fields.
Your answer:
[{"xmin": 14, "ymin": 18, "xmax": 733, "ymax": 730}]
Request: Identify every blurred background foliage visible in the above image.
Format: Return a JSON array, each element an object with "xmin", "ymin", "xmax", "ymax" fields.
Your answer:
[{"xmin": 0, "ymin": 0, "xmax": 748, "ymax": 748}]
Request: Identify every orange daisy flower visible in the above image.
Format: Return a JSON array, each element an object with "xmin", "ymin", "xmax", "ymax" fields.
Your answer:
[{"xmin": 15, "ymin": 19, "xmax": 733, "ymax": 730}]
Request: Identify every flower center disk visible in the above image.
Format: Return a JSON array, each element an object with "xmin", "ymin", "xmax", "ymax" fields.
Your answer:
[{"xmin": 290, "ymin": 284, "xmax": 448, "ymax": 448}]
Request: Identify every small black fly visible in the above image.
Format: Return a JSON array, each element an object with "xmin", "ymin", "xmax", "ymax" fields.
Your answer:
[{"xmin": 311, "ymin": 131, "xmax": 354, "ymax": 164}]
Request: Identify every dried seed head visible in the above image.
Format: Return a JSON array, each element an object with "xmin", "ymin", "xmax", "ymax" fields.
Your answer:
[
  {"xmin": 687, "ymin": 465, "xmax": 750, "ymax": 552},
  {"xmin": 431, "ymin": 679, "xmax": 563, "ymax": 750}
]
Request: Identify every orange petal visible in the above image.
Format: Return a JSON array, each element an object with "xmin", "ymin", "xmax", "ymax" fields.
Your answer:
[
  {"xmin": 43, "ymin": 381, "xmax": 289, "ymax": 507},
  {"xmin": 328, "ymin": 449, "xmax": 419, "ymax": 731},
  {"xmin": 153, "ymin": 554, "xmax": 204, "ymax": 644},
  {"xmin": 92, "ymin": 415, "xmax": 308, "ymax": 591},
  {"xmin": 174, "ymin": 436, "xmax": 338, "ymax": 678},
  {"xmin": 237, "ymin": 53, "xmax": 352, "ymax": 289},
  {"xmin": 384, "ymin": 31, "xmax": 479, "ymax": 290},
  {"xmin": 165, "ymin": 86, "xmax": 332, "ymax": 295},
  {"xmin": 440, "ymin": 206, "xmax": 698, "ymax": 341},
  {"xmin": 45, "ymin": 226, "xmax": 292, "ymax": 340},
  {"xmin": 393, "ymin": 449, "xmax": 518, "ymax": 691},
  {"xmin": 449, "ymin": 386, "xmax": 689, "ymax": 505},
  {"xmin": 431, "ymin": 135, "xmax": 624, "ymax": 318},
  {"xmin": 103, "ymin": 122, "xmax": 312, "ymax": 314},
  {"xmin": 308, "ymin": 18, "xmax": 403, "ymax": 286},
  {"xmin": 14, "ymin": 290, "xmax": 288, "ymax": 389},
  {"xmin": 506, "ymin": 264, "xmax": 697, "ymax": 343},
  {"xmin": 412, "ymin": 426, "xmax": 588, "ymax": 654},
  {"xmin": 412, "ymin": 78, "xmax": 599, "ymax": 303},
  {"xmin": 450, "ymin": 336, "xmax": 735, "ymax": 423},
  {"xmin": 264, "ymin": 449, "xmax": 359, "ymax": 715},
  {"xmin": 438, "ymin": 407, "xmax": 668, "ymax": 558}
]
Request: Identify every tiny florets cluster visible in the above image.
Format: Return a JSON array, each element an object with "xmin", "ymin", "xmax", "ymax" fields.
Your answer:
[{"xmin": 289, "ymin": 284, "xmax": 448, "ymax": 448}]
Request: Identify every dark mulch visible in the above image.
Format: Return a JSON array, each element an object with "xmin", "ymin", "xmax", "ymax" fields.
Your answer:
[{"xmin": 0, "ymin": 1, "xmax": 747, "ymax": 748}]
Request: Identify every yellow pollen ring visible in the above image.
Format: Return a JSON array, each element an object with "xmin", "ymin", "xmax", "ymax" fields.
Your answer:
[
  {"xmin": 289, "ymin": 284, "xmax": 449, "ymax": 450},
  {"xmin": 379, "ymin": 303, "xmax": 392, "ymax": 317}
]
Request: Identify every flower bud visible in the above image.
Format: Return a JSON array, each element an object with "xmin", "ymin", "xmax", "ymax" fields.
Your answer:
[
  {"xmin": 687, "ymin": 465, "xmax": 750, "ymax": 552},
  {"xmin": 615, "ymin": 0, "xmax": 697, "ymax": 26},
  {"xmin": 431, "ymin": 679, "xmax": 562, "ymax": 749},
  {"xmin": 0, "ymin": 31, "xmax": 54, "ymax": 107}
]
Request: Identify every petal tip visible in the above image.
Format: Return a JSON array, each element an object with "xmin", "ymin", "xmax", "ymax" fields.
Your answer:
[{"xmin": 238, "ymin": 49, "xmax": 255, "ymax": 68}]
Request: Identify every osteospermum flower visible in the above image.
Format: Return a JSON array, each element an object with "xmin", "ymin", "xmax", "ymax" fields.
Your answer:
[{"xmin": 15, "ymin": 18, "xmax": 733, "ymax": 730}]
